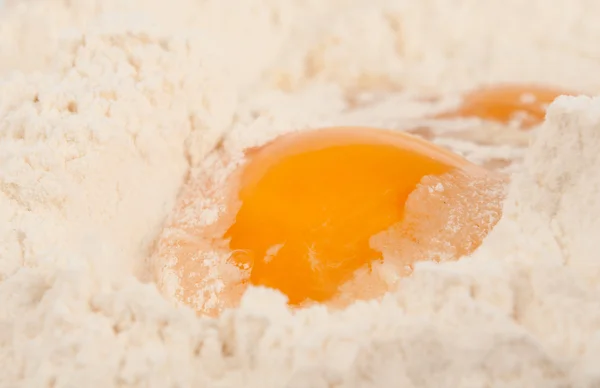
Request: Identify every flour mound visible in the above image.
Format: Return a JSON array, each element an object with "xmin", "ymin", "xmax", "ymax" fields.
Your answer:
[
  {"xmin": 3, "ymin": 98, "xmax": 600, "ymax": 387},
  {"xmin": 2, "ymin": 0, "xmax": 600, "ymax": 387}
]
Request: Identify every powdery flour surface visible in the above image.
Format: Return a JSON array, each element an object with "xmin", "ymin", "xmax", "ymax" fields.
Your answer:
[{"xmin": 1, "ymin": 0, "xmax": 600, "ymax": 387}]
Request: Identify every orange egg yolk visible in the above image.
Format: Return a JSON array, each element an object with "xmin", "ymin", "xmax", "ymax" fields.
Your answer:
[
  {"xmin": 436, "ymin": 84, "xmax": 576, "ymax": 127},
  {"xmin": 223, "ymin": 127, "xmax": 486, "ymax": 305}
]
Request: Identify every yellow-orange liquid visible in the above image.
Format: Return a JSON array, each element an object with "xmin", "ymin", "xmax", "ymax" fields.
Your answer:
[
  {"xmin": 437, "ymin": 84, "xmax": 575, "ymax": 127},
  {"xmin": 154, "ymin": 126, "xmax": 505, "ymax": 315},
  {"xmin": 224, "ymin": 127, "xmax": 486, "ymax": 305}
]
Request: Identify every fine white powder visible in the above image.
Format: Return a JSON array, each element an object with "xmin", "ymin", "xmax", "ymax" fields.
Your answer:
[{"xmin": 1, "ymin": 0, "xmax": 600, "ymax": 387}]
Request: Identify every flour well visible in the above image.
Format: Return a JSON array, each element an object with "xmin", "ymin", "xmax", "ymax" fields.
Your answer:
[{"xmin": 1, "ymin": 0, "xmax": 600, "ymax": 387}]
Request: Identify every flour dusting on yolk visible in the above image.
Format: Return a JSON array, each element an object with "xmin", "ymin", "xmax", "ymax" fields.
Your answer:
[
  {"xmin": 153, "ymin": 127, "xmax": 506, "ymax": 315},
  {"xmin": 437, "ymin": 84, "xmax": 576, "ymax": 128}
]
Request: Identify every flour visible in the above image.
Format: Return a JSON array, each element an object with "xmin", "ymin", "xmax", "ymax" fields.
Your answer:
[{"xmin": 2, "ymin": 0, "xmax": 600, "ymax": 386}]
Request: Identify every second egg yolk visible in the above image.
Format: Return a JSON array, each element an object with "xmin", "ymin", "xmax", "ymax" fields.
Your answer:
[
  {"xmin": 223, "ymin": 127, "xmax": 483, "ymax": 305},
  {"xmin": 436, "ymin": 84, "xmax": 576, "ymax": 128}
]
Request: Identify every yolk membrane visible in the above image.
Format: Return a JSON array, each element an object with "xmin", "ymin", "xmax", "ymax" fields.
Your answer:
[
  {"xmin": 437, "ymin": 84, "xmax": 575, "ymax": 127},
  {"xmin": 223, "ymin": 127, "xmax": 484, "ymax": 305}
]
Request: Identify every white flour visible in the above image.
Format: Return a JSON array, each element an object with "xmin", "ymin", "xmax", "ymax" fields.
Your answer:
[{"xmin": 1, "ymin": 0, "xmax": 600, "ymax": 386}]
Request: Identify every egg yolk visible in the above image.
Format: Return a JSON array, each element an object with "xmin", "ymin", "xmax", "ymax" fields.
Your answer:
[
  {"xmin": 223, "ymin": 127, "xmax": 488, "ymax": 305},
  {"xmin": 436, "ymin": 84, "xmax": 575, "ymax": 127}
]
